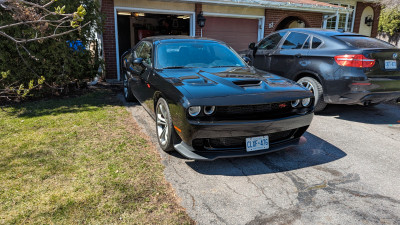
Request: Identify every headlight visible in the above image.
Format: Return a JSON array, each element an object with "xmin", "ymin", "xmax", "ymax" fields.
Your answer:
[
  {"xmin": 302, "ymin": 98, "xmax": 312, "ymax": 107},
  {"xmin": 204, "ymin": 106, "xmax": 216, "ymax": 115},
  {"xmin": 291, "ymin": 99, "xmax": 300, "ymax": 108},
  {"xmin": 188, "ymin": 106, "xmax": 201, "ymax": 117}
]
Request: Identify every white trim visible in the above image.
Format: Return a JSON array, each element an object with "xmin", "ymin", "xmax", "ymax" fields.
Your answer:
[
  {"xmin": 259, "ymin": 17, "xmax": 265, "ymax": 41},
  {"xmin": 351, "ymin": 4, "xmax": 356, "ymax": 32},
  {"xmin": 114, "ymin": 6, "xmax": 196, "ymax": 80},
  {"xmin": 335, "ymin": 10, "xmax": 339, "ymax": 30},
  {"xmin": 202, "ymin": 12, "xmax": 264, "ymax": 19},
  {"xmin": 164, "ymin": 0, "xmax": 352, "ymax": 13},
  {"xmin": 202, "ymin": 12, "xmax": 265, "ymax": 41}
]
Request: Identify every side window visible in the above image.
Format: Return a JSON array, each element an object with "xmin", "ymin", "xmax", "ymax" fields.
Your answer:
[
  {"xmin": 312, "ymin": 37, "xmax": 323, "ymax": 49},
  {"xmin": 302, "ymin": 37, "xmax": 310, "ymax": 49},
  {"xmin": 258, "ymin": 32, "xmax": 286, "ymax": 50},
  {"xmin": 137, "ymin": 42, "xmax": 152, "ymax": 66},
  {"xmin": 281, "ymin": 32, "xmax": 309, "ymax": 50},
  {"xmin": 134, "ymin": 42, "xmax": 144, "ymax": 58}
]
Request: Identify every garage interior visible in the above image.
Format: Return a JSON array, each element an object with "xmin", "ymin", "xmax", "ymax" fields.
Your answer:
[{"xmin": 117, "ymin": 12, "xmax": 191, "ymax": 56}]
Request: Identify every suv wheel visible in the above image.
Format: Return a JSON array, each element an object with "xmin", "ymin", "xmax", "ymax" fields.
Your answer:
[{"xmin": 297, "ymin": 77, "xmax": 327, "ymax": 112}]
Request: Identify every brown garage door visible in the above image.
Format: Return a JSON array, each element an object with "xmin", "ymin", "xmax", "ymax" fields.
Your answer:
[{"xmin": 202, "ymin": 17, "xmax": 259, "ymax": 51}]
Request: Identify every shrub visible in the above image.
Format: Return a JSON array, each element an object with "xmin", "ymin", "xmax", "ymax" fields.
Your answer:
[{"xmin": 0, "ymin": 0, "xmax": 104, "ymax": 101}]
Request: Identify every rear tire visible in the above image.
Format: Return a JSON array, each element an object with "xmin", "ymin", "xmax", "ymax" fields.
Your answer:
[
  {"xmin": 297, "ymin": 76, "xmax": 327, "ymax": 112},
  {"xmin": 123, "ymin": 72, "xmax": 135, "ymax": 102},
  {"xmin": 156, "ymin": 98, "xmax": 176, "ymax": 152}
]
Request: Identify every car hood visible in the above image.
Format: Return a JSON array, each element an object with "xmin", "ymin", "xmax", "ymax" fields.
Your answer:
[{"xmin": 158, "ymin": 67, "xmax": 313, "ymax": 105}]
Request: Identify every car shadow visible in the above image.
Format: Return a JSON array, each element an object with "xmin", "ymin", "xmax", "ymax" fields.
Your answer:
[
  {"xmin": 317, "ymin": 103, "xmax": 400, "ymax": 125},
  {"xmin": 185, "ymin": 132, "xmax": 346, "ymax": 176}
]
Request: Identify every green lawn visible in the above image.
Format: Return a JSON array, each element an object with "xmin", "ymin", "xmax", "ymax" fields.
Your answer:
[{"xmin": 0, "ymin": 90, "xmax": 193, "ymax": 224}]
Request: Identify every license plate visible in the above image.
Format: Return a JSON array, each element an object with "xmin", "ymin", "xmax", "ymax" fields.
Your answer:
[
  {"xmin": 385, "ymin": 60, "xmax": 397, "ymax": 69},
  {"xmin": 246, "ymin": 135, "xmax": 269, "ymax": 152}
]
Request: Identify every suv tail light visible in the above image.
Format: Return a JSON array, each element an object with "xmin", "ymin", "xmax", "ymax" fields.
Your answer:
[{"xmin": 334, "ymin": 54, "xmax": 375, "ymax": 68}]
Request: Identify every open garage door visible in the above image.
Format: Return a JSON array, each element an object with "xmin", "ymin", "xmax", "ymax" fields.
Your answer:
[
  {"xmin": 117, "ymin": 12, "xmax": 191, "ymax": 57},
  {"xmin": 202, "ymin": 17, "xmax": 259, "ymax": 51}
]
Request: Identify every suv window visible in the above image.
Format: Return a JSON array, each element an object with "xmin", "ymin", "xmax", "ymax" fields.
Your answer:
[
  {"xmin": 258, "ymin": 32, "xmax": 286, "ymax": 50},
  {"xmin": 312, "ymin": 37, "xmax": 323, "ymax": 49},
  {"xmin": 281, "ymin": 32, "xmax": 309, "ymax": 50},
  {"xmin": 136, "ymin": 41, "xmax": 152, "ymax": 65},
  {"xmin": 334, "ymin": 35, "xmax": 394, "ymax": 48},
  {"xmin": 303, "ymin": 37, "xmax": 310, "ymax": 49}
]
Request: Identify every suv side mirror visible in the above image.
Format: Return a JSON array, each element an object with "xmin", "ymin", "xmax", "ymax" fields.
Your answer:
[
  {"xmin": 242, "ymin": 56, "xmax": 251, "ymax": 64},
  {"xmin": 133, "ymin": 58, "xmax": 143, "ymax": 64},
  {"xmin": 248, "ymin": 42, "xmax": 256, "ymax": 50}
]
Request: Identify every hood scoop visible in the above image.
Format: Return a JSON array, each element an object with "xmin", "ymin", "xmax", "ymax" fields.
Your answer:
[
  {"xmin": 178, "ymin": 75, "xmax": 216, "ymax": 86},
  {"xmin": 232, "ymin": 79, "xmax": 262, "ymax": 87}
]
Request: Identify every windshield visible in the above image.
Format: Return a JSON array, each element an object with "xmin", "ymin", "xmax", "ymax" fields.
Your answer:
[{"xmin": 155, "ymin": 42, "xmax": 246, "ymax": 69}]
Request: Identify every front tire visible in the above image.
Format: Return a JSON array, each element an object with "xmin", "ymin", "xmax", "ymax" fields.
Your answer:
[
  {"xmin": 123, "ymin": 72, "xmax": 135, "ymax": 102},
  {"xmin": 297, "ymin": 76, "xmax": 327, "ymax": 112},
  {"xmin": 156, "ymin": 98, "xmax": 176, "ymax": 152}
]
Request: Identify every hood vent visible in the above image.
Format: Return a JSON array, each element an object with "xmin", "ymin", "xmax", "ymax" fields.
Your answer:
[{"xmin": 233, "ymin": 80, "xmax": 262, "ymax": 87}]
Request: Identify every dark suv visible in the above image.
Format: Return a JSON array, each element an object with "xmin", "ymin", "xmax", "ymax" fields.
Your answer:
[{"xmin": 246, "ymin": 28, "xmax": 400, "ymax": 111}]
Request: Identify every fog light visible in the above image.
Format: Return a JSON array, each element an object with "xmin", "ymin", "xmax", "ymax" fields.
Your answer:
[
  {"xmin": 302, "ymin": 98, "xmax": 311, "ymax": 107},
  {"xmin": 291, "ymin": 99, "xmax": 300, "ymax": 108},
  {"xmin": 188, "ymin": 106, "xmax": 201, "ymax": 117},
  {"xmin": 204, "ymin": 106, "xmax": 215, "ymax": 115}
]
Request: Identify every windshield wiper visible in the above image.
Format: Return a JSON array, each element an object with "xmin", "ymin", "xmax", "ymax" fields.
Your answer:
[
  {"xmin": 211, "ymin": 65, "xmax": 242, "ymax": 68},
  {"xmin": 162, "ymin": 66, "xmax": 189, "ymax": 69}
]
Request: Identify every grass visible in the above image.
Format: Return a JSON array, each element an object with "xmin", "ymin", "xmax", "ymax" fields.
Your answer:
[{"xmin": 0, "ymin": 90, "xmax": 193, "ymax": 224}]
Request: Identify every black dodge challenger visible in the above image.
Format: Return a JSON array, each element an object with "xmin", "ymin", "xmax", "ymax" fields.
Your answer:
[{"xmin": 121, "ymin": 36, "xmax": 314, "ymax": 160}]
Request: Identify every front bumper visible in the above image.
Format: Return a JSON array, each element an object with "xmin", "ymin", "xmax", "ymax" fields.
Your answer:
[
  {"xmin": 173, "ymin": 113, "xmax": 313, "ymax": 161},
  {"xmin": 174, "ymin": 136, "xmax": 307, "ymax": 161}
]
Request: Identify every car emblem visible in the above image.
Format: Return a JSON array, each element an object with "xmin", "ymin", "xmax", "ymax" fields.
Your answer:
[
  {"xmin": 394, "ymin": 53, "xmax": 398, "ymax": 59},
  {"xmin": 278, "ymin": 103, "xmax": 287, "ymax": 108}
]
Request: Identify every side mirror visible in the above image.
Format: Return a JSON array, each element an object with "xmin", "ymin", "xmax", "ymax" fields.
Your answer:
[
  {"xmin": 242, "ymin": 56, "xmax": 251, "ymax": 64},
  {"xmin": 133, "ymin": 58, "xmax": 143, "ymax": 64},
  {"xmin": 248, "ymin": 42, "xmax": 256, "ymax": 50}
]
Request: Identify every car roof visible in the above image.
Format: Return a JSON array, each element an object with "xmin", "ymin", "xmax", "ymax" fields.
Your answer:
[
  {"xmin": 279, "ymin": 28, "xmax": 366, "ymax": 37},
  {"xmin": 141, "ymin": 35, "xmax": 225, "ymax": 44}
]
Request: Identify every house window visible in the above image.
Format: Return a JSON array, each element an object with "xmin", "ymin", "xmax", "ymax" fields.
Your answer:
[{"xmin": 325, "ymin": 3, "xmax": 355, "ymax": 32}]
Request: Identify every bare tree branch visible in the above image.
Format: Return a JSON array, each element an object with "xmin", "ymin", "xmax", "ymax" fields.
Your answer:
[
  {"xmin": 17, "ymin": 21, "xmax": 91, "ymax": 43},
  {"xmin": 0, "ymin": 0, "xmax": 88, "ymax": 44}
]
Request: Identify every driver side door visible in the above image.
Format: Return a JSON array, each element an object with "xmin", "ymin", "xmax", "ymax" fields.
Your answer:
[
  {"xmin": 128, "ymin": 41, "xmax": 153, "ymax": 104},
  {"xmin": 252, "ymin": 32, "xmax": 287, "ymax": 72}
]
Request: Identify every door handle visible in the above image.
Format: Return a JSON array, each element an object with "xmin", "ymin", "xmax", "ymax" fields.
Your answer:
[{"xmin": 295, "ymin": 53, "xmax": 302, "ymax": 58}]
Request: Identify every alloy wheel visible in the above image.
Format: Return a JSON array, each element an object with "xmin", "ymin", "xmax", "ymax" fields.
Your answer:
[
  {"xmin": 156, "ymin": 103, "xmax": 169, "ymax": 146},
  {"xmin": 299, "ymin": 81, "xmax": 315, "ymax": 94}
]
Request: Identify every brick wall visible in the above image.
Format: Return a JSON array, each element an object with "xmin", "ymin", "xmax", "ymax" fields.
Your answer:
[
  {"xmin": 102, "ymin": 0, "xmax": 117, "ymax": 80},
  {"xmin": 353, "ymin": 2, "xmax": 381, "ymax": 38},
  {"xmin": 195, "ymin": 3, "xmax": 202, "ymax": 37},
  {"xmin": 264, "ymin": 9, "xmax": 323, "ymax": 36}
]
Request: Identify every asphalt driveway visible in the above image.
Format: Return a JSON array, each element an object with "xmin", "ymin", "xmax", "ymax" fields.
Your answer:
[{"xmin": 121, "ymin": 95, "xmax": 400, "ymax": 225}]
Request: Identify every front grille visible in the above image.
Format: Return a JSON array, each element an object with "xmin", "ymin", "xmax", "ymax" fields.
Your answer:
[
  {"xmin": 215, "ymin": 102, "xmax": 294, "ymax": 120},
  {"xmin": 192, "ymin": 129, "xmax": 297, "ymax": 150}
]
